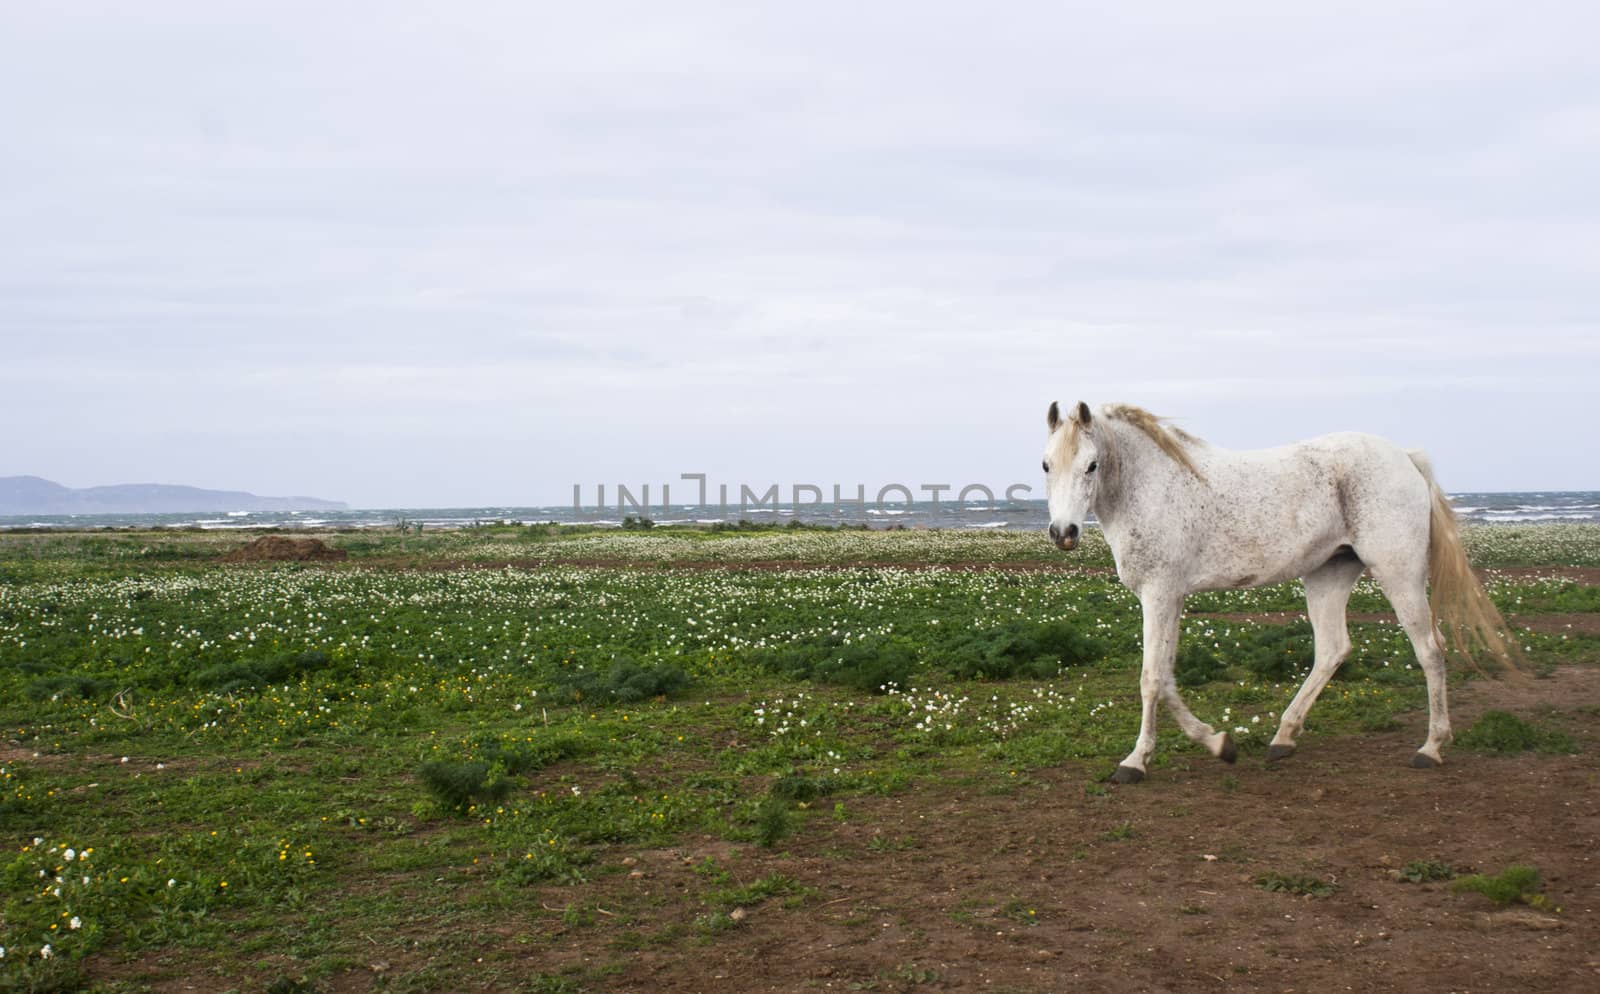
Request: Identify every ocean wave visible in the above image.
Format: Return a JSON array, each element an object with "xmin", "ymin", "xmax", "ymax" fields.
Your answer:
[{"xmin": 1475, "ymin": 512, "xmax": 1596, "ymax": 522}]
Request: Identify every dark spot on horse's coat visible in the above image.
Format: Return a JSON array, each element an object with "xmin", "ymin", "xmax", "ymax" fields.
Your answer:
[
  {"xmin": 1265, "ymin": 743, "xmax": 1296, "ymax": 764},
  {"xmin": 1217, "ymin": 734, "xmax": 1237, "ymax": 764},
  {"xmin": 1409, "ymin": 752, "xmax": 1441, "ymax": 769},
  {"xmin": 1108, "ymin": 765, "xmax": 1145, "ymax": 784}
]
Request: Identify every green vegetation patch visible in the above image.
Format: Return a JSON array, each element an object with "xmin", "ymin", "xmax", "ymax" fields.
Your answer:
[
  {"xmin": 1397, "ymin": 859, "xmax": 1457, "ymax": 884},
  {"xmin": 1452, "ymin": 864, "xmax": 1549, "ymax": 907},
  {"xmin": 944, "ymin": 619, "xmax": 1105, "ymax": 680},
  {"xmin": 0, "ymin": 523, "xmax": 1592, "ymax": 989},
  {"xmin": 1454, "ymin": 710, "xmax": 1577, "ymax": 755},
  {"xmin": 748, "ymin": 635, "xmax": 922, "ymax": 693},
  {"xmin": 1254, "ymin": 872, "xmax": 1336, "ymax": 897},
  {"xmin": 548, "ymin": 659, "xmax": 692, "ymax": 705}
]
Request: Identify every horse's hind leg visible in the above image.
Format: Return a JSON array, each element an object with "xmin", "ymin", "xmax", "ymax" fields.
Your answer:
[
  {"xmin": 1267, "ymin": 554, "xmax": 1365, "ymax": 762},
  {"xmin": 1370, "ymin": 569, "xmax": 1453, "ymax": 767}
]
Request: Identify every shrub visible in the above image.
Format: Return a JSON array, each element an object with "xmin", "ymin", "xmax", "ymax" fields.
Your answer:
[
  {"xmin": 1397, "ymin": 859, "xmax": 1456, "ymax": 883},
  {"xmin": 753, "ymin": 798, "xmax": 795, "ymax": 848},
  {"xmin": 769, "ymin": 771, "xmax": 846, "ymax": 804},
  {"xmin": 549, "ymin": 659, "xmax": 691, "ymax": 705},
  {"xmin": 943, "ymin": 620, "xmax": 1102, "ymax": 681},
  {"xmin": 1238, "ymin": 623, "xmax": 1315, "ymax": 681},
  {"xmin": 418, "ymin": 760, "xmax": 513, "ymax": 814},
  {"xmin": 1174, "ymin": 641, "xmax": 1227, "ymax": 687},
  {"xmin": 748, "ymin": 636, "xmax": 920, "ymax": 693},
  {"xmin": 1454, "ymin": 710, "xmax": 1576, "ymax": 755},
  {"xmin": 190, "ymin": 650, "xmax": 333, "ymax": 694},
  {"xmin": 1452, "ymin": 864, "xmax": 1544, "ymax": 906},
  {"xmin": 1254, "ymin": 872, "xmax": 1336, "ymax": 897},
  {"xmin": 25, "ymin": 674, "xmax": 113, "ymax": 702}
]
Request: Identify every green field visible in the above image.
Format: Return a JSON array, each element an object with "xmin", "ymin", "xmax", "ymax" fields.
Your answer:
[{"xmin": 2, "ymin": 524, "xmax": 1597, "ymax": 992}]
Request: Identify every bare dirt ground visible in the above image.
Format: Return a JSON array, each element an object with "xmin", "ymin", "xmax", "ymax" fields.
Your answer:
[
  {"xmin": 484, "ymin": 667, "xmax": 1600, "ymax": 994},
  {"xmin": 90, "ymin": 671, "xmax": 1600, "ymax": 994}
]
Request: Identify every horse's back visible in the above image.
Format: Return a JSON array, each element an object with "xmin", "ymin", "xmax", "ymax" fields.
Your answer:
[
  {"xmin": 1207, "ymin": 431, "xmax": 1426, "ymax": 506},
  {"xmin": 1175, "ymin": 431, "xmax": 1431, "ymax": 589}
]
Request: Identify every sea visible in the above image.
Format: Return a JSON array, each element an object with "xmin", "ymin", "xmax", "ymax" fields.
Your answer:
[{"xmin": 2, "ymin": 492, "xmax": 1598, "ymax": 532}]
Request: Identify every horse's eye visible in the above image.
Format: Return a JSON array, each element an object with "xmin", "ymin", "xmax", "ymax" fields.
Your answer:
[
  {"xmin": 1087, "ymin": 461, "xmax": 1098, "ymax": 474},
  {"xmin": 1041, "ymin": 461, "xmax": 1049, "ymax": 473}
]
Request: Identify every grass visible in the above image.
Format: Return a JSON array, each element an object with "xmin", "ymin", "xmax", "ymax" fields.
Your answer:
[
  {"xmin": 1453, "ymin": 710, "xmax": 1578, "ymax": 755},
  {"xmin": 1397, "ymin": 859, "xmax": 1457, "ymax": 884},
  {"xmin": 5, "ymin": 519, "xmax": 1600, "ymax": 581},
  {"xmin": 1253, "ymin": 872, "xmax": 1337, "ymax": 897},
  {"xmin": 706, "ymin": 873, "xmax": 813, "ymax": 911},
  {"xmin": 1452, "ymin": 864, "xmax": 1549, "ymax": 908},
  {"xmin": 0, "ymin": 522, "xmax": 1595, "ymax": 987}
]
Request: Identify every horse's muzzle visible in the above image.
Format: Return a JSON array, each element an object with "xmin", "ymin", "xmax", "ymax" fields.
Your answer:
[{"xmin": 1049, "ymin": 523, "xmax": 1080, "ymax": 551}]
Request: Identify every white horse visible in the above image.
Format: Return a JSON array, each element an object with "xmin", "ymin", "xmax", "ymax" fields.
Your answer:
[{"xmin": 1042, "ymin": 401, "xmax": 1516, "ymax": 783}]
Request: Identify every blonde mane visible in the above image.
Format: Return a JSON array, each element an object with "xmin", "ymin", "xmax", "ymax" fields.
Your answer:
[{"xmin": 1102, "ymin": 404, "xmax": 1204, "ymax": 480}]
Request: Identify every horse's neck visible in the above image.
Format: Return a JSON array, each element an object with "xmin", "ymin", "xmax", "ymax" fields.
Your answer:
[{"xmin": 1095, "ymin": 419, "xmax": 1202, "ymax": 537}]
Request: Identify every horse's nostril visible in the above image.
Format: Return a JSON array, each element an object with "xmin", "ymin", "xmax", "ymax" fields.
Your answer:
[
  {"xmin": 1048, "ymin": 524, "xmax": 1062, "ymax": 543},
  {"xmin": 1064, "ymin": 523, "xmax": 1079, "ymax": 541}
]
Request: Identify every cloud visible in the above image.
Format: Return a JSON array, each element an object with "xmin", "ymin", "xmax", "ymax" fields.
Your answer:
[{"xmin": 2, "ymin": 1, "xmax": 1597, "ymax": 504}]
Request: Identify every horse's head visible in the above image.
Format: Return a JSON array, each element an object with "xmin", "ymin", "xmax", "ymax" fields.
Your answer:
[{"xmin": 1043, "ymin": 400, "xmax": 1100, "ymax": 551}]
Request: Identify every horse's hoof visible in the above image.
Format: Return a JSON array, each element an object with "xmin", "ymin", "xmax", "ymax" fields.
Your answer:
[
  {"xmin": 1265, "ymin": 744, "xmax": 1296, "ymax": 764},
  {"xmin": 1410, "ymin": 752, "xmax": 1441, "ymax": 769},
  {"xmin": 1108, "ymin": 765, "xmax": 1145, "ymax": 785},
  {"xmin": 1217, "ymin": 734, "xmax": 1237, "ymax": 765}
]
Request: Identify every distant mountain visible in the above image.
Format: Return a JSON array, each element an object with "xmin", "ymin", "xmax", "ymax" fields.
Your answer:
[{"xmin": 0, "ymin": 476, "xmax": 348, "ymax": 515}]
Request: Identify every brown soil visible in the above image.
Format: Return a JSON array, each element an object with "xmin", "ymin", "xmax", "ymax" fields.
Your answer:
[
  {"xmin": 221, "ymin": 536, "xmax": 348, "ymax": 562},
  {"xmin": 94, "ymin": 666, "xmax": 1596, "ymax": 994},
  {"xmin": 66, "ymin": 550, "xmax": 1600, "ymax": 993},
  {"xmin": 510, "ymin": 668, "xmax": 1600, "ymax": 994},
  {"xmin": 1513, "ymin": 613, "xmax": 1600, "ymax": 637}
]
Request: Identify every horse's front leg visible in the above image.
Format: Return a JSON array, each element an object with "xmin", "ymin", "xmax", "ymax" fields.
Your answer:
[
  {"xmin": 1112, "ymin": 590, "xmax": 1235, "ymax": 784},
  {"xmin": 1111, "ymin": 590, "xmax": 1184, "ymax": 784}
]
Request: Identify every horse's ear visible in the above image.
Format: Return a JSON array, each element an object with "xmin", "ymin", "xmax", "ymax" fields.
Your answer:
[
  {"xmin": 1046, "ymin": 401, "xmax": 1061, "ymax": 432},
  {"xmin": 1074, "ymin": 401, "xmax": 1093, "ymax": 427}
]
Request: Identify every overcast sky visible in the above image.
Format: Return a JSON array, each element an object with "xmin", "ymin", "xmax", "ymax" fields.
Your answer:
[{"xmin": 3, "ymin": 1, "xmax": 1597, "ymax": 508}]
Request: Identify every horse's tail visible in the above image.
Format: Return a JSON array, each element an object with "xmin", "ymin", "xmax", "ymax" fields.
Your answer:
[{"xmin": 1406, "ymin": 450, "xmax": 1524, "ymax": 674}]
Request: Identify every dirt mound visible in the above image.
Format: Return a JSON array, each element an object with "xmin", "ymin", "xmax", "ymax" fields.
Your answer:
[{"xmin": 222, "ymin": 536, "xmax": 347, "ymax": 563}]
